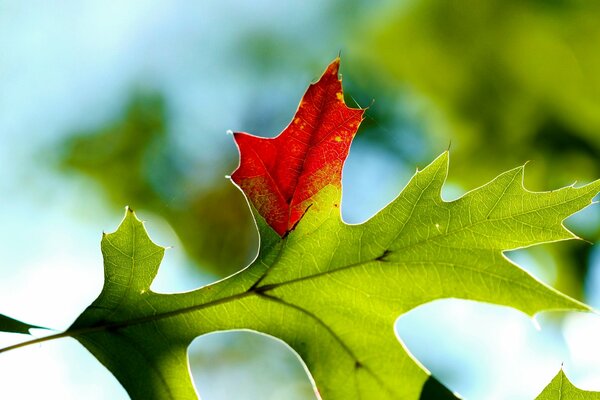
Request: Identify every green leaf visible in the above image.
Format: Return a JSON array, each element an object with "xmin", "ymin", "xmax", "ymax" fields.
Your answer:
[
  {"xmin": 536, "ymin": 370, "xmax": 600, "ymax": 400},
  {"xmin": 0, "ymin": 314, "xmax": 45, "ymax": 335},
  {"xmin": 64, "ymin": 152, "xmax": 599, "ymax": 400}
]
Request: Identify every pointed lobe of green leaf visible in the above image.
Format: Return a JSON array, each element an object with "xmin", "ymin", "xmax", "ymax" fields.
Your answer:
[{"xmin": 536, "ymin": 370, "xmax": 600, "ymax": 400}]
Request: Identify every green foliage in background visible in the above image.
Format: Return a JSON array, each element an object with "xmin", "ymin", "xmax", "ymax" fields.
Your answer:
[
  {"xmin": 359, "ymin": 0, "xmax": 600, "ymax": 187},
  {"xmin": 59, "ymin": 95, "xmax": 257, "ymax": 276}
]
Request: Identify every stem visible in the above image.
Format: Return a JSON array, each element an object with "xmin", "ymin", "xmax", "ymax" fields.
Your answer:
[
  {"xmin": 0, "ymin": 331, "xmax": 72, "ymax": 354},
  {"xmin": 0, "ymin": 290, "xmax": 257, "ymax": 355},
  {"xmin": 0, "ymin": 252, "xmax": 381, "ymax": 355}
]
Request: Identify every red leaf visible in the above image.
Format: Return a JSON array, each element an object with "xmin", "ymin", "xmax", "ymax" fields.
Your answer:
[{"xmin": 231, "ymin": 58, "xmax": 365, "ymax": 236}]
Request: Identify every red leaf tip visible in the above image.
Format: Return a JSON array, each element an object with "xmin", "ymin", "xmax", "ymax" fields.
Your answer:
[{"xmin": 231, "ymin": 58, "xmax": 365, "ymax": 236}]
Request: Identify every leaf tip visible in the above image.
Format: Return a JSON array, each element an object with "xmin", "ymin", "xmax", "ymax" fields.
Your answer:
[
  {"xmin": 230, "ymin": 131, "xmax": 250, "ymax": 147},
  {"xmin": 316, "ymin": 57, "xmax": 343, "ymax": 90},
  {"xmin": 329, "ymin": 56, "xmax": 341, "ymax": 74},
  {"xmin": 426, "ymin": 151, "xmax": 450, "ymax": 176},
  {"xmin": 122, "ymin": 206, "xmax": 141, "ymax": 225}
]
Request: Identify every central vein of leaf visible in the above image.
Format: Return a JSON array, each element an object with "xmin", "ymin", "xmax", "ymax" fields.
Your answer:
[{"xmin": 284, "ymin": 78, "xmax": 331, "ymax": 207}]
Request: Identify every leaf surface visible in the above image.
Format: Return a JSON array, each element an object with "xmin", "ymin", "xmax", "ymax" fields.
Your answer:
[
  {"xmin": 231, "ymin": 58, "xmax": 364, "ymax": 236},
  {"xmin": 536, "ymin": 370, "xmax": 600, "ymax": 399},
  {"xmin": 69, "ymin": 157, "xmax": 598, "ymax": 399},
  {"xmin": 8, "ymin": 60, "xmax": 599, "ymax": 400}
]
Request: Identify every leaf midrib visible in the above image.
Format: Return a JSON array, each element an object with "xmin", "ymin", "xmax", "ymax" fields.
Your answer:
[
  {"xmin": 0, "ymin": 247, "xmax": 564, "ymax": 358},
  {"xmin": 3, "ymin": 183, "xmax": 590, "ymax": 355}
]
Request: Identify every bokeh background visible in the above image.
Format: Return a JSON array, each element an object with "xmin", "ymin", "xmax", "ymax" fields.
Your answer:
[{"xmin": 1, "ymin": 1, "xmax": 600, "ymax": 399}]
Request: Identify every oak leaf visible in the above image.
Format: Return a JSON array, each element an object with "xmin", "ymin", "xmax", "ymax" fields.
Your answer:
[{"xmin": 1, "ymin": 60, "xmax": 599, "ymax": 400}]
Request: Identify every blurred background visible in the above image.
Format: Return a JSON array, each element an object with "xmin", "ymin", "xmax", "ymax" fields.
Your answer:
[{"xmin": 1, "ymin": 1, "xmax": 599, "ymax": 399}]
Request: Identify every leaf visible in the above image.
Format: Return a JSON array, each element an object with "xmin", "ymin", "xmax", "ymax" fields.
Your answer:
[
  {"xmin": 536, "ymin": 370, "xmax": 600, "ymax": 399},
  {"xmin": 0, "ymin": 314, "xmax": 45, "ymax": 335},
  {"xmin": 231, "ymin": 58, "xmax": 364, "ymax": 236},
  {"xmin": 4, "ymin": 60, "xmax": 599, "ymax": 400},
  {"xmin": 66, "ymin": 155, "xmax": 598, "ymax": 400}
]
